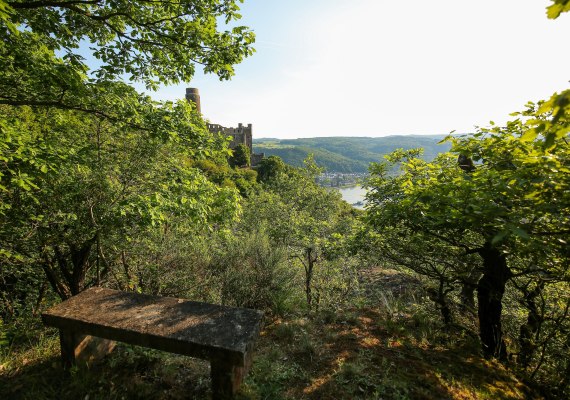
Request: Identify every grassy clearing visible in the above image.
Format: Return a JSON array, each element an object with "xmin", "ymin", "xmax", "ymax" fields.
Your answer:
[
  {"xmin": 1, "ymin": 269, "xmax": 540, "ymax": 400},
  {"xmin": 246, "ymin": 308, "xmax": 532, "ymax": 400}
]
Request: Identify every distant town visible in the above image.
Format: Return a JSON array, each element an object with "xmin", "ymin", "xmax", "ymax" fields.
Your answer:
[{"xmin": 316, "ymin": 172, "xmax": 367, "ymax": 188}]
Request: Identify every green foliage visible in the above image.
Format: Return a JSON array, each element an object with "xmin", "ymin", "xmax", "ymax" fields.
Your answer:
[
  {"xmin": 210, "ymin": 229, "xmax": 298, "ymax": 313},
  {"xmin": 230, "ymin": 143, "xmax": 251, "ymax": 167},
  {"xmin": 248, "ymin": 156, "xmax": 347, "ymax": 249},
  {"xmin": 547, "ymin": 0, "xmax": 570, "ymax": 19},
  {"xmin": 0, "ymin": 1, "xmax": 16, "ymax": 34},
  {"xmin": 1, "ymin": 0, "xmax": 254, "ymax": 92},
  {"xmin": 0, "ymin": 0, "xmax": 257, "ymax": 375},
  {"xmin": 519, "ymin": 89, "xmax": 570, "ymax": 149},
  {"xmin": 365, "ymin": 96, "xmax": 569, "ymax": 392},
  {"xmin": 0, "ymin": 101, "xmax": 240, "ymax": 299},
  {"xmin": 255, "ymin": 155, "xmax": 287, "ymax": 182},
  {"xmin": 0, "ymin": 2, "xmax": 255, "ymax": 204},
  {"xmin": 256, "ymin": 144, "xmax": 365, "ymax": 173},
  {"xmin": 367, "ymin": 103, "xmax": 569, "ymax": 260},
  {"xmin": 311, "ymin": 257, "xmax": 360, "ymax": 311},
  {"xmin": 194, "ymin": 158, "xmax": 258, "ymax": 197},
  {"xmin": 244, "ymin": 155, "xmax": 360, "ymax": 311},
  {"xmin": 1, "ymin": 1, "xmax": 569, "ymax": 397}
]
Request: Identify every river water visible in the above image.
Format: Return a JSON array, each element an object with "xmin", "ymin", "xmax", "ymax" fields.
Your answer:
[{"xmin": 336, "ymin": 186, "xmax": 367, "ymax": 209}]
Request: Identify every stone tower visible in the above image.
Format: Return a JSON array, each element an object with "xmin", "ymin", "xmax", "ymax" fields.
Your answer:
[
  {"xmin": 184, "ymin": 88, "xmax": 264, "ymax": 166},
  {"xmin": 185, "ymin": 88, "xmax": 201, "ymax": 114}
]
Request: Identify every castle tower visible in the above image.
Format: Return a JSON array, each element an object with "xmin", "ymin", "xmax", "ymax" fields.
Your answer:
[
  {"xmin": 185, "ymin": 88, "xmax": 201, "ymax": 114},
  {"xmin": 185, "ymin": 89, "xmax": 264, "ymax": 166}
]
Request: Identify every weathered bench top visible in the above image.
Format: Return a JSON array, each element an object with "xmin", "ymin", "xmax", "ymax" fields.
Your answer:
[{"xmin": 42, "ymin": 287, "xmax": 264, "ymax": 366}]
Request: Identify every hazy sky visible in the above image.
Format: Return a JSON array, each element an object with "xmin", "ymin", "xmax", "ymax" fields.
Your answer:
[{"xmin": 144, "ymin": 0, "xmax": 570, "ymax": 139}]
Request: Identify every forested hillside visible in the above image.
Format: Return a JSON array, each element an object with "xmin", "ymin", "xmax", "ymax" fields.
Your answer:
[{"xmin": 254, "ymin": 136, "xmax": 451, "ymax": 172}]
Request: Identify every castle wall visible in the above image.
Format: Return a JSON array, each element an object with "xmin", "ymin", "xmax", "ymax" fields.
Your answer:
[
  {"xmin": 189, "ymin": 88, "xmax": 263, "ymax": 166},
  {"xmin": 207, "ymin": 123, "xmax": 253, "ymax": 155},
  {"xmin": 251, "ymin": 153, "xmax": 265, "ymax": 166}
]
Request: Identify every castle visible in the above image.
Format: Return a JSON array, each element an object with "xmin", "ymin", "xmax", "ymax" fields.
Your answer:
[{"xmin": 185, "ymin": 88, "xmax": 264, "ymax": 166}]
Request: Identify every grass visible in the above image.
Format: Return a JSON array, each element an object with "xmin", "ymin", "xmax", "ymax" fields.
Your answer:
[{"xmin": 1, "ymin": 269, "xmax": 541, "ymax": 399}]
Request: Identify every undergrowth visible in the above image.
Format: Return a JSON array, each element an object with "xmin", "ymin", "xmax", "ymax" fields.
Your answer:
[{"xmin": 0, "ymin": 268, "xmax": 542, "ymax": 399}]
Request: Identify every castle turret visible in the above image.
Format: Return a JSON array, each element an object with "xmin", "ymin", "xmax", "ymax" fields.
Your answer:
[
  {"xmin": 185, "ymin": 88, "xmax": 201, "ymax": 114},
  {"xmin": 187, "ymin": 89, "xmax": 264, "ymax": 166}
]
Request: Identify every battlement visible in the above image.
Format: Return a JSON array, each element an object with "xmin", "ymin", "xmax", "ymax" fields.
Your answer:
[
  {"xmin": 207, "ymin": 122, "xmax": 254, "ymax": 154},
  {"xmin": 186, "ymin": 88, "xmax": 262, "ymax": 166}
]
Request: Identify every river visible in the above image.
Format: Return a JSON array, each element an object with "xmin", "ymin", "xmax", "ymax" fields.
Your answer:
[{"xmin": 336, "ymin": 186, "xmax": 367, "ymax": 209}]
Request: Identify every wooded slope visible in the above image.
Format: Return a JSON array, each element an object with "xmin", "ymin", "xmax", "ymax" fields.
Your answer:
[{"xmin": 254, "ymin": 136, "xmax": 451, "ymax": 172}]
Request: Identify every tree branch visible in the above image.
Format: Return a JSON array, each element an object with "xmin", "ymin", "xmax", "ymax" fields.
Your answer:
[
  {"xmin": 0, "ymin": 97, "xmax": 151, "ymax": 132},
  {"xmin": 8, "ymin": 0, "xmax": 102, "ymax": 9}
]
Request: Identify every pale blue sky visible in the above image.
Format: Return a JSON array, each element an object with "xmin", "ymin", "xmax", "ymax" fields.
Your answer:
[{"xmin": 141, "ymin": 0, "xmax": 570, "ymax": 139}]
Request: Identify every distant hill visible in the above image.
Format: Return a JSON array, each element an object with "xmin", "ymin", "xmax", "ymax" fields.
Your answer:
[{"xmin": 253, "ymin": 136, "xmax": 452, "ymax": 173}]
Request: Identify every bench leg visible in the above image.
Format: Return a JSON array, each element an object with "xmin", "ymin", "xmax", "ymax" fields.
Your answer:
[
  {"xmin": 210, "ymin": 358, "xmax": 246, "ymax": 400},
  {"xmin": 59, "ymin": 330, "xmax": 116, "ymax": 369}
]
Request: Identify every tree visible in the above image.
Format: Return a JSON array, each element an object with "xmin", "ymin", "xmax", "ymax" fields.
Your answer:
[
  {"xmin": 0, "ymin": 1, "xmax": 254, "ymax": 300},
  {"xmin": 0, "ymin": 94, "xmax": 241, "ymax": 300},
  {"xmin": 256, "ymin": 155, "xmax": 286, "ymax": 183},
  {"xmin": 243, "ymin": 155, "xmax": 357, "ymax": 310},
  {"xmin": 366, "ymin": 100, "xmax": 569, "ymax": 359},
  {"xmin": 1, "ymin": 0, "xmax": 254, "ymax": 93},
  {"xmin": 0, "ymin": 0, "xmax": 255, "ymax": 164},
  {"xmin": 230, "ymin": 143, "xmax": 251, "ymax": 167}
]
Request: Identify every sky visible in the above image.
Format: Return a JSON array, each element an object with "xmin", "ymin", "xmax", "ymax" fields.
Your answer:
[{"xmin": 144, "ymin": 0, "xmax": 570, "ymax": 139}]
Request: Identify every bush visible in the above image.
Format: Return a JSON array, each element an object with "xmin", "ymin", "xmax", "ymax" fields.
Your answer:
[
  {"xmin": 311, "ymin": 257, "xmax": 360, "ymax": 311},
  {"xmin": 210, "ymin": 229, "xmax": 300, "ymax": 314}
]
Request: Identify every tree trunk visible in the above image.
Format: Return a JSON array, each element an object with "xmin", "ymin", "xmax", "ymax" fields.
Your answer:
[
  {"xmin": 69, "ymin": 241, "xmax": 93, "ymax": 296},
  {"xmin": 42, "ymin": 237, "xmax": 96, "ymax": 300},
  {"xmin": 438, "ymin": 287, "xmax": 453, "ymax": 326},
  {"xmin": 427, "ymin": 279, "xmax": 453, "ymax": 326},
  {"xmin": 477, "ymin": 243, "xmax": 511, "ymax": 359},
  {"xmin": 518, "ymin": 281, "xmax": 543, "ymax": 369},
  {"xmin": 558, "ymin": 335, "xmax": 570, "ymax": 397},
  {"xmin": 460, "ymin": 283, "xmax": 476, "ymax": 310},
  {"xmin": 460, "ymin": 270, "xmax": 481, "ymax": 312},
  {"xmin": 32, "ymin": 279, "xmax": 49, "ymax": 317},
  {"xmin": 304, "ymin": 247, "xmax": 316, "ymax": 309}
]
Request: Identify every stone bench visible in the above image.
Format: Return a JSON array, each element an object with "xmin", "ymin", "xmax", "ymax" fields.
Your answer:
[{"xmin": 42, "ymin": 287, "xmax": 264, "ymax": 399}]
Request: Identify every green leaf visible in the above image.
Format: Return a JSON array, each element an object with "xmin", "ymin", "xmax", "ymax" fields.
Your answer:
[
  {"xmin": 511, "ymin": 227, "xmax": 530, "ymax": 240},
  {"xmin": 491, "ymin": 230, "xmax": 509, "ymax": 245},
  {"xmin": 555, "ymin": 126, "xmax": 570, "ymax": 139},
  {"xmin": 547, "ymin": 4, "xmax": 564, "ymax": 19},
  {"xmin": 544, "ymin": 132, "xmax": 556, "ymax": 149},
  {"xmin": 521, "ymin": 129, "xmax": 538, "ymax": 142}
]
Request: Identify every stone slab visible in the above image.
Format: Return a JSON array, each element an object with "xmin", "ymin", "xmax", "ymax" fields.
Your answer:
[{"xmin": 42, "ymin": 287, "xmax": 264, "ymax": 366}]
